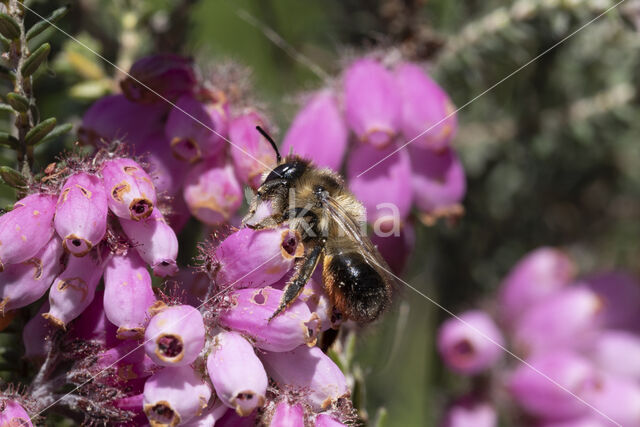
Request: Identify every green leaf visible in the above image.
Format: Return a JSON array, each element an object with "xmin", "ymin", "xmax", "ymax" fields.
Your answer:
[
  {"xmin": 26, "ymin": 6, "xmax": 69, "ymax": 41},
  {"xmin": 20, "ymin": 43, "xmax": 50, "ymax": 77},
  {"xmin": 0, "ymin": 132, "xmax": 18, "ymax": 149},
  {"xmin": 0, "ymin": 103, "xmax": 14, "ymax": 113},
  {"xmin": 0, "ymin": 13, "xmax": 20, "ymax": 40},
  {"xmin": 38, "ymin": 123, "xmax": 72, "ymax": 146},
  {"xmin": 0, "ymin": 63, "xmax": 14, "ymax": 81},
  {"xmin": 0, "ymin": 166, "xmax": 27, "ymax": 188},
  {"xmin": 25, "ymin": 117, "xmax": 56, "ymax": 146},
  {"xmin": 5, "ymin": 92, "xmax": 29, "ymax": 113}
]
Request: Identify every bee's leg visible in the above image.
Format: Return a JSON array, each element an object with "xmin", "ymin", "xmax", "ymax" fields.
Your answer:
[{"xmin": 269, "ymin": 243, "xmax": 325, "ymax": 321}]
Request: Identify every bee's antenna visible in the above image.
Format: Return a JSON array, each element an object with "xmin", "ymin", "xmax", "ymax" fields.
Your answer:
[{"xmin": 256, "ymin": 125, "xmax": 282, "ymax": 164}]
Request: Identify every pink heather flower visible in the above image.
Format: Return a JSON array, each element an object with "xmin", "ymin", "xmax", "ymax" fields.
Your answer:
[
  {"xmin": 0, "ymin": 193, "xmax": 56, "ymax": 271},
  {"xmin": 67, "ymin": 289, "xmax": 118, "ymax": 347},
  {"xmin": 119, "ymin": 209, "xmax": 179, "ymax": 277},
  {"xmin": 216, "ymin": 409, "xmax": 257, "ymax": 427},
  {"xmin": 343, "ymin": 58, "xmax": 402, "ymax": 147},
  {"xmin": 512, "ymin": 286, "xmax": 603, "ymax": 356},
  {"xmin": 165, "ymin": 94, "xmax": 227, "ymax": 163},
  {"xmin": 182, "ymin": 401, "xmax": 228, "ymax": 427},
  {"xmin": 583, "ymin": 271, "xmax": 640, "ymax": 330},
  {"xmin": 78, "ymin": 94, "xmax": 166, "ymax": 146},
  {"xmin": 437, "ymin": 310, "xmax": 504, "ymax": 375},
  {"xmin": 270, "ymin": 402, "xmax": 305, "ymax": 426},
  {"xmin": 498, "ymin": 247, "xmax": 575, "ymax": 323},
  {"xmin": 580, "ymin": 374, "xmax": 640, "ymax": 426},
  {"xmin": 23, "ymin": 301, "xmax": 53, "ymax": 361},
  {"xmin": 0, "ymin": 236, "xmax": 63, "ymax": 312},
  {"xmin": 207, "ymin": 331, "xmax": 268, "ymax": 416},
  {"xmin": 101, "ymin": 157, "xmax": 157, "ymax": 221},
  {"xmin": 183, "ymin": 157, "xmax": 242, "ymax": 225},
  {"xmin": 213, "ymin": 227, "xmax": 304, "ymax": 289},
  {"xmin": 112, "ymin": 393, "xmax": 146, "ymax": 426},
  {"xmin": 97, "ymin": 341, "xmax": 156, "ymax": 384},
  {"xmin": 0, "ymin": 400, "xmax": 32, "ymax": 427},
  {"xmin": 120, "ymin": 54, "xmax": 196, "ymax": 104},
  {"xmin": 590, "ymin": 330, "xmax": 640, "ymax": 378},
  {"xmin": 55, "ymin": 172, "xmax": 108, "ymax": 256},
  {"xmin": 538, "ymin": 418, "xmax": 609, "ymax": 427},
  {"xmin": 297, "ymin": 272, "xmax": 339, "ymax": 331},
  {"xmin": 138, "ymin": 132, "xmax": 187, "ymax": 196},
  {"xmin": 228, "ymin": 110, "xmax": 277, "ymax": 190},
  {"xmin": 260, "ymin": 345, "xmax": 348, "ymax": 411},
  {"xmin": 315, "ymin": 414, "xmax": 346, "ymax": 427},
  {"xmin": 103, "ymin": 251, "xmax": 156, "ymax": 339},
  {"xmin": 410, "ymin": 146, "xmax": 466, "ymax": 224},
  {"xmin": 144, "ymin": 304, "xmax": 205, "ymax": 367},
  {"xmin": 281, "ymin": 90, "xmax": 348, "ymax": 171},
  {"xmin": 347, "ymin": 142, "xmax": 413, "ymax": 228},
  {"xmin": 369, "ymin": 222, "xmax": 415, "ymax": 275},
  {"xmin": 396, "ymin": 62, "xmax": 457, "ymax": 151},
  {"xmin": 441, "ymin": 396, "xmax": 497, "ymax": 427},
  {"xmin": 143, "ymin": 365, "xmax": 212, "ymax": 426},
  {"xmin": 43, "ymin": 252, "xmax": 103, "ymax": 329},
  {"xmin": 218, "ymin": 287, "xmax": 320, "ymax": 352},
  {"xmin": 508, "ymin": 350, "xmax": 595, "ymax": 420}
]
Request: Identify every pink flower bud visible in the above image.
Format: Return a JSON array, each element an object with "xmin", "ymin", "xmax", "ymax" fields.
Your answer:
[
  {"xmin": 165, "ymin": 94, "xmax": 227, "ymax": 163},
  {"xmin": 437, "ymin": 310, "xmax": 504, "ymax": 375},
  {"xmin": 396, "ymin": 62, "xmax": 457, "ymax": 151},
  {"xmin": 499, "ymin": 247, "xmax": 575, "ymax": 324},
  {"xmin": 343, "ymin": 58, "xmax": 401, "ymax": 147},
  {"xmin": 0, "ymin": 193, "xmax": 56, "ymax": 271},
  {"xmin": 103, "ymin": 251, "xmax": 156, "ymax": 339},
  {"xmin": 512, "ymin": 286, "xmax": 603, "ymax": 355},
  {"xmin": 347, "ymin": 143, "xmax": 413, "ymax": 227},
  {"xmin": 101, "ymin": 157, "xmax": 157, "ymax": 221},
  {"xmin": 590, "ymin": 331, "xmax": 640, "ymax": 379},
  {"xmin": 369, "ymin": 223, "xmax": 415, "ymax": 275},
  {"xmin": 229, "ymin": 111, "xmax": 277, "ymax": 189},
  {"xmin": 0, "ymin": 400, "xmax": 32, "ymax": 427},
  {"xmin": 0, "ymin": 236, "xmax": 63, "ymax": 312},
  {"xmin": 68, "ymin": 290, "xmax": 118, "ymax": 347},
  {"xmin": 315, "ymin": 414, "xmax": 346, "ymax": 427},
  {"xmin": 442, "ymin": 396, "xmax": 497, "ymax": 427},
  {"xmin": 43, "ymin": 253, "xmax": 103, "ymax": 329},
  {"xmin": 97, "ymin": 341, "xmax": 156, "ymax": 383},
  {"xmin": 281, "ymin": 90, "xmax": 347, "ymax": 171},
  {"xmin": 23, "ymin": 301, "xmax": 53, "ymax": 362},
  {"xmin": 580, "ymin": 374, "xmax": 640, "ymax": 426},
  {"xmin": 143, "ymin": 366, "xmax": 212, "ymax": 426},
  {"xmin": 182, "ymin": 401, "xmax": 228, "ymax": 427},
  {"xmin": 508, "ymin": 351, "xmax": 595, "ymax": 420},
  {"xmin": 270, "ymin": 402, "xmax": 305, "ymax": 426},
  {"xmin": 121, "ymin": 54, "xmax": 196, "ymax": 104},
  {"xmin": 207, "ymin": 331, "xmax": 268, "ymax": 416},
  {"xmin": 410, "ymin": 146, "xmax": 466, "ymax": 224},
  {"xmin": 214, "ymin": 227, "xmax": 304, "ymax": 289},
  {"xmin": 183, "ymin": 158, "xmax": 242, "ymax": 225},
  {"xmin": 219, "ymin": 287, "xmax": 320, "ymax": 352},
  {"xmin": 144, "ymin": 304, "xmax": 205, "ymax": 367},
  {"xmin": 119, "ymin": 209, "xmax": 179, "ymax": 277},
  {"xmin": 261, "ymin": 345, "xmax": 348, "ymax": 411},
  {"xmin": 583, "ymin": 271, "xmax": 640, "ymax": 330},
  {"xmin": 78, "ymin": 94, "xmax": 166, "ymax": 146},
  {"xmin": 55, "ymin": 172, "xmax": 108, "ymax": 256}
]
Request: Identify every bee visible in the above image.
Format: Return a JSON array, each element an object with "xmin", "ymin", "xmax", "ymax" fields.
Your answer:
[{"xmin": 242, "ymin": 127, "xmax": 394, "ymax": 322}]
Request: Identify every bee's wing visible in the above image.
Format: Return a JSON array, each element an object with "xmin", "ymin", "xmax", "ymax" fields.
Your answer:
[{"xmin": 324, "ymin": 196, "xmax": 397, "ymax": 285}]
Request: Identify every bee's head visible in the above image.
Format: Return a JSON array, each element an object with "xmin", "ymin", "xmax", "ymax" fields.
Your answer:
[{"xmin": 255, "ymin": 126, "xmax": 308, "ymax": 188}]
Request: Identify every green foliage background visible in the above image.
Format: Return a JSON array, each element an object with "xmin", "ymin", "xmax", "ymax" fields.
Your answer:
[{"xmin": 1, "ymin": 0, "xmax": 639, "ymax": 425}]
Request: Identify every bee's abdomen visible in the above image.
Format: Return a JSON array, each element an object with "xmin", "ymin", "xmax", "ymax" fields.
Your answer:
[{"xmin": 322, "ymin": 252, "xmax": 389, "ymax": 322}]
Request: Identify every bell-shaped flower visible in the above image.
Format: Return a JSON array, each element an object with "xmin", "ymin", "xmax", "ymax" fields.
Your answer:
[
  {"xmin": 218, "ymin": 287, "xmax": 320, "ymax": 352},
  {"xmin": 103, "ymin": 251, "xmax": 156, "ymax": 339},
  {"xmin": 183, "ymin": 157, "xmax": 242, "ymax": 225},
  {"xmin": 315, "ymin": 414, "xmax": 346, "ymax": 427},
  {"xmin": 583, "ymin": 271, "xmax": 640, "ymax": 330},
  {"xmin": 67, "ymin": 290, "xmax": 118, "ymax": 347},
  {"xmin": 0, "ymin": 400, "xmax": 32, "ymax": 427},
  {"xmin": 590, "ymin": 330, "xmax": 640, "ymax": 379},
  {"xmin": 281, "ymin": 90, "xmax": 347, "ymax": 171},
  {"xmin": 23, "ymin": 301, "xmax": 53, "ymax": 362},
  {"xmin": 343, "ymin": 58, "xmax": 401, "ymax": 147},
  {"xmin": 441, "ymin": 396, "xmax": 497, "ymax": 427},
  {"xmin": 269, "ymin": 401, "xmax": 305, "ymax": 426},
  {"xmin": 101, "ymin": 157, "xmax": 157, "ymax": 221},
  {"xmin": 437, "ymin": 310, "xmax": 504, "ymax": 375},
  {"xmin": 369, "ymin": 222, "xmax": 415, "ymax": 275},
  {"xmin": 207, "ymin": 331, "xmax": 268, "ymax": 416},
  {"xmin": 121, "ymin": 54, "xmax": 196, "ymax": 104},
  {"xmin": 55, "ymin": 172, "xmax": 108, "ymax": 256},
  {"xmin": 144, "ymin": 304, "xmax": 205, "ymax": 367},
  {"xmin": 580, "ymin": 374, "xmax": 640, "ymax": 427},
  {"xmin": 0, "ymin": 193, "xmax": 56, "ymax": 271},
  {"xmin": 182, "ymin": 401, "xmax": 228, "ymax": 427}
]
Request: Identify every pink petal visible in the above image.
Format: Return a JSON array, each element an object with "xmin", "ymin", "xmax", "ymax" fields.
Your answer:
[
  {"xmin": 121, "ymin": 54, "xmax": 196, "ymax": 104},
  {"xmin": 101, "ymin": 158, "xmax": 157, "ymax": 221}
]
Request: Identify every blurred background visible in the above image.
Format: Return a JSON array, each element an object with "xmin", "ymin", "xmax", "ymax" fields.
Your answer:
[{"xmin": 2, "ymin": 0, "xmax": 640, "ymax": 425}]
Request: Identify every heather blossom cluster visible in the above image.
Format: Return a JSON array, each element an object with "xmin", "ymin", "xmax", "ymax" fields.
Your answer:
[{"xmin": 437, "ymin": 247, "xmax": 640, "ymax": 426}]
